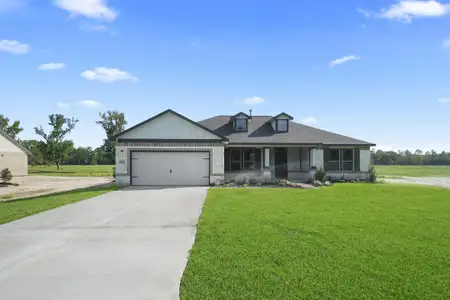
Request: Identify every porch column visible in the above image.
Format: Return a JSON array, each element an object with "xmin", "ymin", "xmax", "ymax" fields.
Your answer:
[
  {"xmin": 262, "ymin": 147, "xmax": 271, "ymax": 181},
  {"xmin": 360, "ymin": 149, "xmax": 370, "ymax": 172},
  {"xmin": 310, "ymin": 148, "xmax": 324, "ymax": 170}
]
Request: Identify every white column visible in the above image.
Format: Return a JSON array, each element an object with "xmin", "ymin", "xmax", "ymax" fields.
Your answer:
[
  {"xmin": 360, "ymin": 149, "xmax": 370, "ymax": 172},
  {"xmin": 263, "ymin": 148, "xmax": 271, "ymax": 181},
  {"xmin": 310, "ymin": 148, "xmax": 324, "ymax": 170}
]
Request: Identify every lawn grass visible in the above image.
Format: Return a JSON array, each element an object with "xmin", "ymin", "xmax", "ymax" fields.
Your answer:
[
  {"xmin": 180, "ymin": 184, "xmax": 450, "ymax": 299},
  {"xmin": 376, "ymin": 165, "xmax": 450, "ymax": 177},
  {"xmin": 29, "ymin": 165, "xmax": 114, "ymax": 177},
  {"xmin": 0, "ymin": 185, "xmax": 119, "ymax": 225}
]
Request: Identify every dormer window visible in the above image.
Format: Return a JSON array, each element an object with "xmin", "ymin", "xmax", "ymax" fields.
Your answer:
[
  {"xmin": 235, "ymin": 119, "xmax": 247, "ymax": 132},
  {"xmin": 270, "ymin": 112, "xmax": 293, "ymax": 132},
  {"xmin": 231, "ymin": 112, "xmax": 251, "ymax": 132},
  {"xmin": 277, "ymin": 119, "xmax": 288, "ymax": 132}
]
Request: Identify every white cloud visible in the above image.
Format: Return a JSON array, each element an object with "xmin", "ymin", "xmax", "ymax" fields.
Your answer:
[
  {"xmin": 360, "ymin": 1, "xmax": 450, "ymax": 23},
  {"xmin": 78, "ymin": 100, "xmax": 101, "ymax": 107},
  {"xmin": 38, "ymin": 62, "xmax": 65, "ymax": 71},
  {"xmin": 80, "ymin": 67, "xmax": 138, "ymax": 83},
  {"xmin": 329, "ymin": 55, "xmax": 361, "ymax": 68},
  {"xmin": 301, "ymin": 117, "xmax": 317, "ymax": 125},
  {"xmin": 56, "ymin": 101, "xmax": 70, "ymax": 109},
  {"xmin": 443, "ymin": 39, "xmax": 450, "ymax": 48},
  {"xmin": 243, "ymin": 96, "xmax": 264, "ymax": 105},
  {"xmin": 438, "ymin": 97, "xmax": 450, "ymax": 103},
  {"xmin": 0, "ymin": 40, "xmax": 30, "ymax": 54},
  {"xmin": 54, "ymin": 0, "xmax": 117, "ymax": 22}
]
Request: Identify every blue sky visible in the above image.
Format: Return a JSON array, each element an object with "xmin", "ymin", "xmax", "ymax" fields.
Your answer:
[{"xmin": 1, "ymin": 0, "xmax": 450, "ymax": 151}]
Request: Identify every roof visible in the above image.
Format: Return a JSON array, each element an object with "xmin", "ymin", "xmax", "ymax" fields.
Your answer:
[
  {"xmin": 198, "ymin": 115, "xmax": 375, "ymax": 146},
  {"xmin": 112, "ymin": 109, "xmax": 229, "ymax": 141},
  {"xmin": 0, "ymin": 129, "xmax": 32, "ymax": 155}
]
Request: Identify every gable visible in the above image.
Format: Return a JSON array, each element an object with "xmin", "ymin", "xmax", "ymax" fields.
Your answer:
[
  {"xmin": 119, "ymin": 111, "xmax": 224, "ymax": 140},
  {"xmin": 0, "ymin": 132, "xmax": 24, "ymax": 153}
]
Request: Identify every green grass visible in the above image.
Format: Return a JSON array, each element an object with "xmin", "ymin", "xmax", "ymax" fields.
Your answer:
[
  {"xmin": 29, "ymin": 165, "xmax": 114, "ymax": 177},
  {"xmin": 376, "ymin": 165, "xmax": 450, "ymax": 177},
  {"xmin": 180, "ymin": 185, "xmax": 450, "ymax": 299},
  {"xmin": 0, "ymin": 185, "xmax": 119, "ymax": 224}
]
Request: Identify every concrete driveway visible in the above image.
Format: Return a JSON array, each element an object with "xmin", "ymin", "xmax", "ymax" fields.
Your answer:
[
  {"xmin": 0, "ymin": 176, "xmax": 113, "ymax": 201},
  {"xmin": 0, "ymin": 186, "xmax": 208, "ymax": 300}
]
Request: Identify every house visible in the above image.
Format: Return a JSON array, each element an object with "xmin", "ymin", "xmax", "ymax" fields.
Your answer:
[
  {"xmin": 0, "ymin": 129, "xmax": 30, "ymax": 176},
  {"xmin": 114, "ymin": 109, "xmax": 375, "ymax": 186}
]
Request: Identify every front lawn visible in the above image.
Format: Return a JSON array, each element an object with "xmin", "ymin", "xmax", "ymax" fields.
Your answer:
[
  {"xmin": 180, "ymin": 184, "xmax": 450, "ymax": 299},
  {"xmin": 29, "ymin": 165, "xmax": 114, "ymax": 177},
  {"xmin": 0, "ymin": 186, "xmax": 119, "ymax": 225}
]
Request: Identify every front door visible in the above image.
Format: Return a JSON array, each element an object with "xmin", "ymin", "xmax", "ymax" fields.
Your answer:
[{"xmin": 275, "ymin": 148, "xmax": 288, "ymax": 179}]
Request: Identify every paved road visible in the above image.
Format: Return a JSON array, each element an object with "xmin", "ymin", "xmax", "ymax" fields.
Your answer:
[
  {"xmin": 385, "ymin": 176, "xmax": 450, "ymax": 188},
  {"xmin": 0, "ymin": 186, "xmax": 208, "ymax": 300}
]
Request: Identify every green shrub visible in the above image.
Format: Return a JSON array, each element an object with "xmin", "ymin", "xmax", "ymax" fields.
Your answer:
[
  {"xmin": 368, "ymin": 165, "xmax": 377, "ymax": 183},
  {"xmin": 1, "ymin": 168, "xmax": 13, "ymax": 183},
  {"xmin": 314, "ymin": 168, "xmax": 327, "ymax": 183},
  {"xmin": 113, "ymin": 166, "xmax": 116, "ymax": 178}
]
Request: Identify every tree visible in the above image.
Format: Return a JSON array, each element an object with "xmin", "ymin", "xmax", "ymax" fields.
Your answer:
[
  {"xmin": 34, "ymin": 114, "xmax": 78, "ymax": 170},
  {"xmin": 96, "ymin": 110, "xmax": 127, "ymax": 163},
  {"xmin": 371, "ymin": 149, "xmax": 450, "ymax": 166},
  {"xmin": 0, "ymin": 115, "xmax": 23, "ymax": 139},
  {"xmin": 21, "ymin": 139, "xmax": 47, "ymax": 165}
]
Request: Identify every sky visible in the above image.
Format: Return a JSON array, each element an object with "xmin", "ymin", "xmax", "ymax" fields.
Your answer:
[{"xmin": 1, "ymin": 0, "xmax": 450, "ymax": 151}]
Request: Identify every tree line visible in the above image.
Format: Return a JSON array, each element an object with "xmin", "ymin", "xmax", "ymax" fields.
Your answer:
[
  {"xmin": 371, "ymin": 149, "xmax": 450, "ymax": 165},
  {"xmin": 0, "ymin": 111, "xmax": 127, "ymax": 169},
  {"xmin": 3, "ymin": 113, "xmax": 450, "ymax": 167}
]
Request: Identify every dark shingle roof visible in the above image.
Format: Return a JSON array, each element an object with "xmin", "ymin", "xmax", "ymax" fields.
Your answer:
[{"xmin": 198, "ymin": 115, "xmax": 375, "ymax": 146}]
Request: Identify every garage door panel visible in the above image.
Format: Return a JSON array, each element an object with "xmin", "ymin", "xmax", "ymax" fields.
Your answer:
[{"xmin": 131, "ymin": 152, "xmax": 209, "ymax": 186}]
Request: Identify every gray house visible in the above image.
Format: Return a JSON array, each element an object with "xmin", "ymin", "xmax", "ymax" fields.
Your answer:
[{"xmin": 114, "ymin": 109, "xmax": 375, "ymax": 186}]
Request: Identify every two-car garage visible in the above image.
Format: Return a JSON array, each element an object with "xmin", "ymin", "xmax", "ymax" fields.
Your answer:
[{"xmin": 130, "ymin": 151, "xmax": 210, "ymax": 186}]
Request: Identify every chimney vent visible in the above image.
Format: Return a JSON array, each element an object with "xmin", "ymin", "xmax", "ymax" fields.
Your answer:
[{"xmin": 249, "ymin": 109, "xmax": 252, "ymax": 117}]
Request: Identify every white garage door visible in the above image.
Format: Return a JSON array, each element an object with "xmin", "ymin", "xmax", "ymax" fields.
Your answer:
[{"xmin": 131, "ymin": 151, "xmax": 210, "ymax": 186}]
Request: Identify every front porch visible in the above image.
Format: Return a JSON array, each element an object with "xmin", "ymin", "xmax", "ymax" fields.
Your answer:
[{"xmin": 223, "ymin": 146, "xmax": 371, "ymax": 183}]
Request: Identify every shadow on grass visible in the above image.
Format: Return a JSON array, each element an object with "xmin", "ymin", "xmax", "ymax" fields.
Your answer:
[{"xmin": 1, "ymin": 184, "xmax": 117, "ymax": 204}]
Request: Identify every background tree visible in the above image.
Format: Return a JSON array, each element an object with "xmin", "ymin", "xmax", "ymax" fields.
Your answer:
[
  {"xmin": 371, "ymin": 149, "xmax": 450, "ymax": 166},
  {"xmin": 0, "ymin": 114, "xmax": 23, "ymax": 139},
  {"xmin": 21, "ymin": 139, "xmax": 47, "ymax": 165},
  {"xmin": 34, "ymin": 114, "xmax": 78, "ymax": 170},
  {"xmin": 96, "ymin": 110, "xmax": 127, "ymax": 164}
]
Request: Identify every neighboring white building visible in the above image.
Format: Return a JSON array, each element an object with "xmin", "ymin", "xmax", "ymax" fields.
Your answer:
[
  {"xmin": 0, "ymin": 129, "xmax": 30, "ymax": 176},
  {"xmin": 113, "ymin": 109, "xmax": 375, "ymax": 186}
]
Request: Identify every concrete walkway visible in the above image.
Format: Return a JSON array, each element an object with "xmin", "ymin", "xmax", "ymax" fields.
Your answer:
[
  {"xmin": 385, "ymin": 176, "xmax": 450, "ymax": 188},
  {"xmin": 0, "ymin": 186, "xmax": 208, "ymax": 300}
]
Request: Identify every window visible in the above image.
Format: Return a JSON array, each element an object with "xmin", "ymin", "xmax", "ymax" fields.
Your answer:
[
  {"xmin": 230, "ymin": 148, "xmax": 241, "ymax": 171},
  {"xmin": 224, "ymin": 148, "xmax": 261, "ymax": 171},
  {"xmin": 277, "ymin": 119, "xmax": 288, "ymax": 132},
  {"xmin": 342, "ymin": 149, "xmax": 354, "ymax": 171},
  {"xmin": 324, "ymin": 149, "xmax": 354, "ymax": 172},
  {"xmin": 235, "ymin": 119, "xmax": 247, "ymax": 131},
  {"xmin": 325, "ymin": 149, "xmax": 340, "ymax": 171},
  {"xmin": 243, "ymin": 149, "xmax": 255, "ymax": 170}
]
